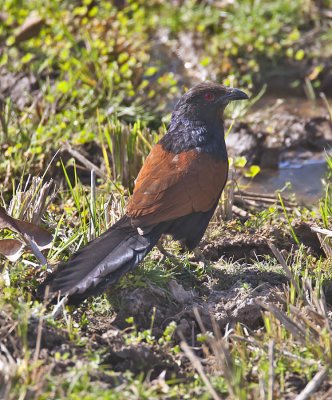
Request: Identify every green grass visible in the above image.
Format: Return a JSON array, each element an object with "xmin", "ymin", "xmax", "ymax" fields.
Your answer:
[
  {"xmin": 1, "ymin": 157, "xmax": 332, "ymax": 398},
  {"xmin": 1, "ymin": 1, "xmax": 332, "ymax": 398}
]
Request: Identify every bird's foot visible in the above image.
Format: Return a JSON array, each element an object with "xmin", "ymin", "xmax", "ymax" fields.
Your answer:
[{"xmin": 156, "ymin": 243, "xmax": 183, "ymax": 267}]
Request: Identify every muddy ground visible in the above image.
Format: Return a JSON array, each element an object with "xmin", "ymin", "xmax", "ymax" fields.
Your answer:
[{"xmin": 1, "ymin": 215, "xmax": 328, "ymax": 396}]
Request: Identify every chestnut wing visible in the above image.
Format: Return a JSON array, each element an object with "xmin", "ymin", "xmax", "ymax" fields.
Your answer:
[{"xmin": 126, "ymin": 144, "xmax": 228, "ymax": 226}]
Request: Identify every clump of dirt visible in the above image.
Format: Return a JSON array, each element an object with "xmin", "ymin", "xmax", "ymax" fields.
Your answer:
[
  {"xmin": 194, "ymin": 283, "xmax": 279, "ymax": 331},
  {"xmin": 105, "ymin": 263, "xmax": 287, "ymax": 341},
  {"xmin": 201, "ymin": 221, "xmax": 324, "ymax": 262},
  {"xmin": 292, "ymin": 220, "xmax": 325, "ymax": 257},
  {"xmin": 201, "ymin": 225, "xmax": 288, "ymax": 262},
  {"xmin": 99, "ymin": 329, "xmax": 181, "ymax": 378}
]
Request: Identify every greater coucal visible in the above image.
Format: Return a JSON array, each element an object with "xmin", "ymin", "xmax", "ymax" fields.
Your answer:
[{"xmin": 39, "ymin": 82, "xmax": 248, "ymax": 303}]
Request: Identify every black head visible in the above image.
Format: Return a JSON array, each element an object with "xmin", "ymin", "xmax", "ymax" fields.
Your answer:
[
  {"xmin": 173, "ymin": 82, "xmax": 249, "ymax": 123},
  {"xmin": 162, "ymin": 82, "xmax": 248, "ymax": 159}
]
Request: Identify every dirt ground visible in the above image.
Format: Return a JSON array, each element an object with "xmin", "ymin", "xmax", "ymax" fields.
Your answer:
[{"xmin": 2, "ymin": 217, "xmax": 326, "ymax": 393}]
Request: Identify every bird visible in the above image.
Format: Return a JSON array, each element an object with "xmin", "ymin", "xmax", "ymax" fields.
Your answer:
[{"xmin": 39, "ymin": 82, "xmax": 248, "ymax": 304}]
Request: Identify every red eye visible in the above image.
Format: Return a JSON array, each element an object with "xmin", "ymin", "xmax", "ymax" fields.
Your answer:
[{"xmin": 203, "ymin": 92, "xmax": 215, "ymax": 102}]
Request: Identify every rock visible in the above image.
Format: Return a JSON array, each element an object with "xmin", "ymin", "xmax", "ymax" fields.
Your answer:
[
  {"xmin": 168, "ymin": 280, "xmax": 194, "ymax": 304},
  {"xmin": 206, "ymin": 283, "xmax": 274, "ymax": 331},
  {"xmin": 226, "ymin": 127, "xmax": 258, "ymax": 161}
]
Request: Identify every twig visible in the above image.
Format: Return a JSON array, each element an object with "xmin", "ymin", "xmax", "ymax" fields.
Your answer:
[
  {"xmin": 62, "ymin": 141, "xmax": 107, "ymax": 180},
  {"xmin": 180, "ymin": 339, "xmax": 222, "ymax": 400},
  {"xmin": 235, "ymin": 190, "xmax": 296, "ymax": 205},
  {"xmin": 294, "ymin": 367, "xmax": 329, "ymax": 400},
  {"xmin": 231, "ymin": 204, "xmax": 252, "ymax": 218},
  {"xmin": 311, "ymin": 226, "xmax": 332, "ymax": 237}
]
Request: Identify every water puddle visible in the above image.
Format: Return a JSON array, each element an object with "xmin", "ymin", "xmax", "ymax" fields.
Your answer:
[
  {"xmin": 236, "ymin": 95, "xmax": 331, "ymax": 206},
  {"xmin": 240, "ymin": 157, "xmax": 327, "ymax": 206}
]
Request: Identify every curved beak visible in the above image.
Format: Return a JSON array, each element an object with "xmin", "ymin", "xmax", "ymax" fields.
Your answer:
[
  {"xmin": 228, "ymin": 87, "xmax": 249, "ymax": 101},
  {"xmin": 218, "ymin": 87, "xmax": 249, "ymax": 104}
]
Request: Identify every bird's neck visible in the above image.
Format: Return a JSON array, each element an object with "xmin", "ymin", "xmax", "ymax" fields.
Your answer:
[{"xmin": 161, "ymin": 116, "xmax": 228, "ymax": 161}]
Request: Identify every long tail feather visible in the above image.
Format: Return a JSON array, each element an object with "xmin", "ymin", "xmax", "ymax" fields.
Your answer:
[{"xmin": 38, "ymin": 216, "xmax": 163, "ymax": 304}]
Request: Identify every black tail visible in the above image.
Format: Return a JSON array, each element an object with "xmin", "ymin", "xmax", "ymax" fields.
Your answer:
[{"xmin": 38, "ymin": 216, "xmax": 163, "ymax": 304}]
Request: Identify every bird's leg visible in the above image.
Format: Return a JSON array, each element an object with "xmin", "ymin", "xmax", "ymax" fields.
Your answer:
[
  {"xmin": 156, "ymin": 242, "xmax": 183, "ymax": 267},
  {"xmin": 178, "ymin": 240, "xmax": 207, "ymax": 265},
  {"xmin": 192, "ymin": 248, "xmax": 208, "ymax": 264},
  {"xmin": 157, "ymin": 241, "xmax": 208, "ymax": 268}
]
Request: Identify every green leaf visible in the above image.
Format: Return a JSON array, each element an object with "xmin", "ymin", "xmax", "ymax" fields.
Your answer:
[
  {"xmin": 56, "ymin": 81, "xmax": 70, "ymax": 94},
  {"xmin": 234, "ymin": 156, "xmax": 247, "ymax": 168},
  {"xmin": 6, "ymin": 36, "xmax": 15, "ymax": 46},
  {"xmin": 295, "ymin": 49, "xmax": 305, "ymax": 61},
  {"xmin": 21, "ymin": 53, "xmax": 33, "ymax": 64},
  {"xmin": 145, "ymin": 66, "xmax": 158, "ymax": 76},
  {"xmin": 245, "ymin": 165, "xmax": 261, "ymax": 178},
  {"xmin": 200, "ymin": 57, "xmax": 211, "ymax": 67}
]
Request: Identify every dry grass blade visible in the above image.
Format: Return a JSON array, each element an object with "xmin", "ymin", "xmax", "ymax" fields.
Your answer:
[
  {"xmin": 268, "ymin": 340, "xmax": 275, "ymax": 400},
  {"xmin": 320, "ymin": 92, "xmax": 332, "ymax": 121},
  {"xmin": 194, "ymin": 309, "xmax": 240, "ymax": 399},
  {"xmin": 294, "ymin": 366, "xmax": 329, "ymax": 400},
  {"xmin": 0, "ymin": 206, "xmax": 52, "ymax": 263},
  {"xmin": 89, "ymin": 169, "xmax": 96, "ymax": 241},
  {"xmin": 223, "ymin": 168, "xmax": 235, "ymax": 220},
  {"xmin": 258, "ymin": 301, "xmax": 307, "ymax": 343},
  {"xmin": 49, "ymin": 296, "xmax": 68, "ymax": 320},
  {"xmin": 22, "ymin": 234, "xmax": 47, "ymax": 266},
  {"xmin": 180, "ymin": 340, "xmax": 222, "ymax": 400},
  {"xmin": 0, "ymin": 341, "xmax": 16, "ymax": 399},
  {"xmin": 320, "ymin": 386, "xmax": 332, "ymax": 400},
  {"xmin": 269, "ymin": 242, "xmax": 302, "ymax": 298},
  {"xmin": 9, "ymin": 177, "xmax": 56, "ymax": 224},
  {"xmin": 311, "ymin": 226, "xmax": 332, "ymax": 257},
  {"xmin": 311, "ymin": 227, "xmax": 332, "ymax": 237},
  {"xmin": 287, "ymin": 305, "xmax": 323, "ymax": 341}
]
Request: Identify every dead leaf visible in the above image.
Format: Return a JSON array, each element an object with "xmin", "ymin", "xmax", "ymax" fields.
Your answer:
[
  {"xmin": 13, "ymin": 220, "xmax": 53, "ymax": 249},
  {"xmin": 0, "ymin": 206, "xmax": 19, "ymax": 231},
  {"xmin": 0, "ymin": 239, "xmax": 25, "ymax": 262},
  {"xmin": 0, "ymin": 206, "xmax": 52, "ymax": 248},
  {"xmin": 0, "ymin": 206, "xmax": 53, "ymax": 263}
]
